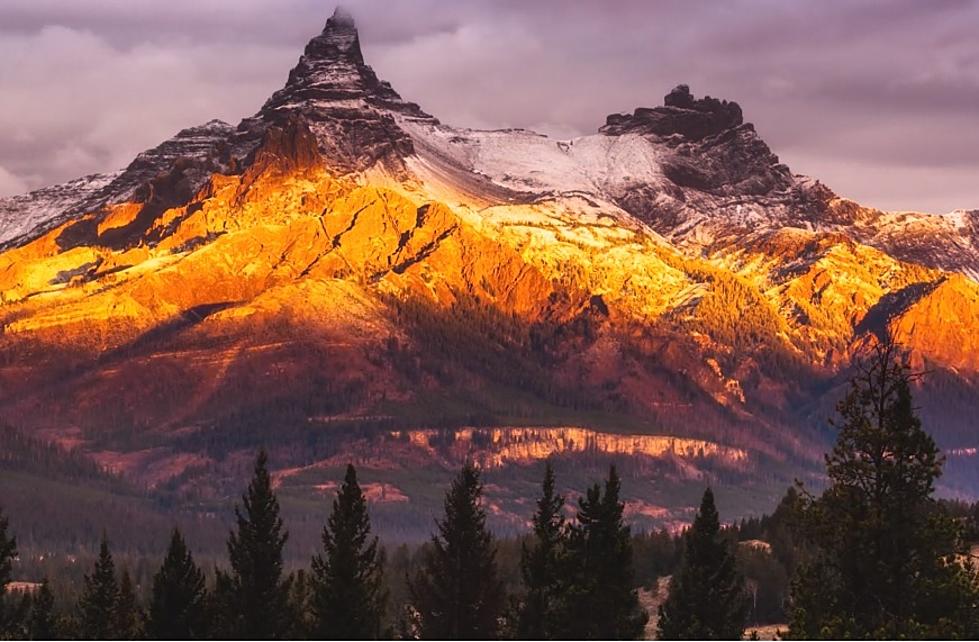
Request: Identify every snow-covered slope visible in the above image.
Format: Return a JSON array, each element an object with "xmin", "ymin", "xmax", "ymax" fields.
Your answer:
[
  {"xmin": 0, "ymin": 172, "xmax": 120, "ymax": 246},
  {"xmin": 842, "ymin": 205, "xmax": 979, "ymax": 282},
  {"xmin": 0, "ymin": 120, "xmax": 235, "ymax": 250},
  {"xmin": 397, "ymin": 85, "xmax": 979, "ymax": 282}
]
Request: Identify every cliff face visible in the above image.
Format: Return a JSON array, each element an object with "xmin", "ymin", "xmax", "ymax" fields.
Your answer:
[{"xmin": 1, "ymin": 8, "xmax": 978, "ymax": 535}]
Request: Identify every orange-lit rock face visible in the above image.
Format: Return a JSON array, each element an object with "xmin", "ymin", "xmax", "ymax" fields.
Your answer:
[
  {"xmin": 888, "ymin": 275, "xmax": 979, "ymax": 372},
  {"xmin": 2, "ymin": 155, "xmax": 978, "ymax": 455},
  {"xmin": 0, "ymin": 171, "xmax": 552, "ymax": 345},
  {"xmin": 0, "ymin": 152, "xmax": 607, "ymax": 449},
  {"xmin": 713, "ymin": 228, "xmax": 944, "ymax": 364},
  {"xmin": 391, "ymin": 427, "xmax": 749, "ymax": 470}
]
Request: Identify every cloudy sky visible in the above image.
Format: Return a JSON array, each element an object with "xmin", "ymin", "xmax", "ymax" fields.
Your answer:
[{"xmin": 1, "ymin": 0, "xmax": 977, "ymax": 212}]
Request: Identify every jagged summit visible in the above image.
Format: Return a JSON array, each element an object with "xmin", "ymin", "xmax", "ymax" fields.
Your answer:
[
  {"xmin": 317, "ymin": 6, "xmax": 360, "ymax": 54},
  {"xmin": 601, "ymin": 84, "xmax": 744, "ymax": 139},
  {"xmin": 328, "ymin": 6, "xmax": 356, "ymax": 27},
  {"xmin": 258, "ymin": 6, "xmax": 429, "ymax": 120},
  {"xmin": 238, "ymin": 6, "xmax": 432, "ymax": 174},
  {"xmin": 277, "ymin": 6, "xmax": 367, "ymax": 89}
]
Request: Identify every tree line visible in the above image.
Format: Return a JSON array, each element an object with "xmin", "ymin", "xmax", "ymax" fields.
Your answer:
[
  {"xmin": 1, "ymin": 341, "xmax": 978, "ymax": 639},
  {"xmin": 0, "ymin": 452, "xmax": 648, "ymax": 640}
]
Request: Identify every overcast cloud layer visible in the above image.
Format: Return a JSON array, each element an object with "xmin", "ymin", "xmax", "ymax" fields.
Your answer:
[{"xmin": 1, "ymin": 0, "xmax": 977, "ymax": 212}]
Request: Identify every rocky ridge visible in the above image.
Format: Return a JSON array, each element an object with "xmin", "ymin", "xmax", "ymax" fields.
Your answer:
[{"xmin": 0, "ymin": 120, "xmax": 236, "ymax": 250}]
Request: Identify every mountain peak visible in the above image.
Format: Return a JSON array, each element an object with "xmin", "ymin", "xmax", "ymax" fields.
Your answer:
[
  {"xmin": 242, "ymin": 7, "xmax": 433, "ymax": 174},
  {"xmin": 601, "ymin": 84, "xmax": 744, "ymax": 139},
  {"xmin": 257, "ymin": 6, "xmax": 430, "ymax": 123},
  {"xmin": 327, "ymin": 6, "xmax": 356, "ymax": 29},
  {"xmin": 307, "ymin": 5, "xmax": 363, "ymax": 65}
]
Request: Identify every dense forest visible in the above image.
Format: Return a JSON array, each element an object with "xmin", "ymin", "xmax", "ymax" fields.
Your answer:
[{"xmin": 1, "ymin": 343, "xmax": 978, "ymax": 640}]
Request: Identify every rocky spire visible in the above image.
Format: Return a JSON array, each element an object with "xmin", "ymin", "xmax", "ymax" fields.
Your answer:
[
  {"xmin": 259, "ymin": 6, "xmax": 429, "ymax": 121},
  {"xmin": 287, "ymin": 6, "xmax": 365, "ymax": 82},
  {"xmin": 237, "ymin": 6, "xmax": 432, "ymax": 175},
  {"xmin": 312, "ymin": 7, "xmax": 362, "ymax": 61}
]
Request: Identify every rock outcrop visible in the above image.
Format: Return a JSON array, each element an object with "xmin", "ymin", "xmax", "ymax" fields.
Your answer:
[{"xmin": 602, "ymin": 84, "xmax": 744, "ymax": 139}]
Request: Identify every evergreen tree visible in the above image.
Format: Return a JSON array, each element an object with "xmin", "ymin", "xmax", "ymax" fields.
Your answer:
[
  {"xmin": 208, "ymin": 568, "xmax": 238, "ymax": 640},
  {"xmin": 147, "ymin": 528, "xmax": 207, "ymax": 640},
  {"xmin": 657, "ymin": 488, "xmax": 748, "ymax": 640},
  {"xmin": 0, "ymin": 507, "xmax": 18, "ymax": 637},
  {"xmin": 114, "ymin": 569, "xmax": 144, "ymax": 640},
  {"xmin": 311, "ymin": 463, "xmax": 387, "ymax": 639},
  {"xmin": 288, "ymin": 569, "xmax": 315, "ymax": 639},
  {"xmin": 409, "ymin": 462, "xmax": 504, "ymax": 639},
  {"xmin": 516, "ymin": 462, "xmax": 565, "ymax": 639},
  {"xmin": 220, "ymin": 449, "xmax": 292, "ymax": 639},
  {"xmin": 555, "ymin": 466, "xmax": 648, "ymax": 640},
  {"xmin": 78, "ymin": 535, "xmax": 119, "ymax": 640},
  {"xmin": 5, "ymin": 591, "xmax": 30, "ymax": 640},
  {"xmin": 789, "ymin": 342, "xmax": 979, "ymax": 639},
  {"xmin": 28, "ymin": 580, "xmax": 55, "ymax": 641}
]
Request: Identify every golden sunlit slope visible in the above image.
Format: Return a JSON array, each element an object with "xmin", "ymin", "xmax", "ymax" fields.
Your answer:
[
  {"xmin": 0, "ymin": 122, "xmax": 594, "ymax": 438},
  {"xmin": 0, "ymin": 122, "xmax": 562, "ymax": 345},
  {"xmin": 2, "ymin": 116, "xmax": 976, "ymax": 459}
]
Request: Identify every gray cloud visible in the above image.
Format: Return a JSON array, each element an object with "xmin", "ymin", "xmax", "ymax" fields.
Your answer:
[{"xmin": 0, "ymin": 0, "xmax": 977, "ymax": 212}]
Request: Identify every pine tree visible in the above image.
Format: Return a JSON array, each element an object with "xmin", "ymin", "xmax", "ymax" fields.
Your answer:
[
  {"xmin": 516, "ymin": 462, "xmax": 565, "ymax": 639},
  {"xmin": 657, "ymin": 488, "xmax": 748, "ymax": 640},
  {"xmin": 789, "ymin": 341, "xmax": 979, "ymax": 639},
  {"xmin": 555, "ymin": 466, "xmax": 648, "ymax": 640},
  {"xmin": 311, "ymin": 463, "xmax": 387, "ymax": 639},
  {"xmin": 288, "ymin": 569, "xmax": 315, "ymax": 639},
  {"xmin": 0, "ymin": 507, "xmax": 18, "ymax": 637},
  {"xmin": 409, "ymin": 462, "xmax": 504, "ymax": 639},
  {"xmin": 28, "ymin": 580, "xmax": 55, "ymax": 641},
  {"xmin": 114, "ymin": 569, "xmax": 144, "ymax": 640},
  {"xmin": 6, "ymin": 591, "xmax": 30, "ymax": 640},
  {"xmin": 220, "ymin": 449, "xmax": 292, "ymax": 639},
  {"xmin": 208, "ymin": 568, "xmax": 238, "ymax": 640},
  {"xmin": 78, "ymin": 535, "xmax": 119, "ymax": 640},
  {"xmin": 147, "ymin": 528, "xmax": 207, "ymax": 640}
]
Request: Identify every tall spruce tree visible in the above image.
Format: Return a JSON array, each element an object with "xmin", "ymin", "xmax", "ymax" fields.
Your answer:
[
  {"xmin": 311, "ymin": 463, "xmax": 387, "ymax": 639},
  {"xmin": 516, "ymin": 462, "xmax": 565, "ymax": 639},
  {"xmin": 148, "ymin": 528, "xmax": 207, "ymax": 640},
  {"xmin": 288, "ymin": 568, "xmax": 315, "ymax": 639},
  {"xmin": 657, "ymin": 488, "xmax": 748, "ymax": 640},
  {"xmin": 78, "ymin": 535, "xmax": 119, "ymax": 640},
  {"xmin": 789, "ymin": 342, "xmax": 979, "ymax": 639},
  {"xmin": 409, "ymin": 462, "xmax": 504, "ymax": 639},
  {"xmin": 28, "ymin": 580, "xmax": 55, "ymax": 641},
  {"xmin": 555, "ymin": 466, "xmax": 648, "ymax": 640},
  {"xmin": 208, "ymin": 568, "xmax": 238, "ymax": 640},
  {"xmin": 115, "ymin": 569, "xmax": 144, "ymax": 640},
  {"xmin": 220, "ymin": 449, "xmax": 293, "ymax": 639},
  {"xmin": 4, "ymin": 592, "xmax": 30, "ymax": 640},
  {"xmin": 0, "ymin": 507, "xmax": 18, "ymax": 637}
]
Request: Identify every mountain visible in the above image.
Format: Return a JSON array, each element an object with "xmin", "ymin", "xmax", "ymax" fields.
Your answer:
[{"xmin": 1, "ymin": 8, "xmax": 977, "ymax": 547}]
